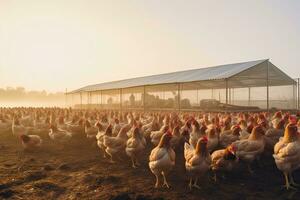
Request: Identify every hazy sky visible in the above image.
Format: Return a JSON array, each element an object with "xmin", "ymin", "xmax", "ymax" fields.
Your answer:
[{"xmin": 0, "ymin": 0, "xmax": 299, "ymax": 92}]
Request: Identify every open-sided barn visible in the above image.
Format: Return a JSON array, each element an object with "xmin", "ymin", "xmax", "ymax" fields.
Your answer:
[{"xmin": 66, "ymin": 59, "xmax": 298, "ymax": 111}]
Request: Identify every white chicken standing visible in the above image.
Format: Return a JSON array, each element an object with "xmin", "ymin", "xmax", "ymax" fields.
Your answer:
[
  {"xmin": 184, "ymin": 136, "xmax": 211, "ymax": 190},
  {"xmin": 126, "ymin": 127, "xmax": 146, "ymax": 168},
  {"xmin": 211, "ymin": 144, "xmax": 238, "ymax": 182},
  {"xmin": 96, "ymin": 124, "xmax": 112, "ymax": 158},
  {"xmin": 232, "ymin": 125, "xmax": 265, "ymax": 173},
  {"xmin": 273, "ymin": 122, "xmax": 300, "ymax": 190},
  {"xmin": 103, "ymin": 126, "xmax": 130, "ymax": 163},
  {"xmin": 149, "ymin": 132, "xmax": 175, "ymax": 188}
]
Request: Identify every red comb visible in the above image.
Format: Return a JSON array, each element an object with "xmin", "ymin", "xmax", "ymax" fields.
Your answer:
[
  {"xmin": 289, "ymin": 115, "xmax": 297, "ymax": 124},
  {"xmin": 201, "ymin": 136, "xmax": 208, "ymax": 143}
]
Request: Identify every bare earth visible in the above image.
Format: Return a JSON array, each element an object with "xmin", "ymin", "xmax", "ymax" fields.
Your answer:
[{"xmin": 0, "ymin": 130, "xmax": 299, "ymax": 200}]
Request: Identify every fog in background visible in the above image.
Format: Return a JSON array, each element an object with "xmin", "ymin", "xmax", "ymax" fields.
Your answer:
[{"xmin": 0, "ymin": 87, "xmax": 65, "ymax": 107}]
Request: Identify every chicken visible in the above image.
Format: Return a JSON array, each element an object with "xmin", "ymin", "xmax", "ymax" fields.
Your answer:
[
  {"xmin": 96, "ymin": 124, "xmax": 112, "ymax": 158},
  {"xmin": 219, "ymin": 125, "xmax": 241, "ymax": 148},
  {"xmin": 149, "ymin": 132, "xmax": 175, "ymax": 188},
  {"xmin": 271, "ymin": 111, "xmax": 282, "ymax": 129},
  {"xmin": 206, "ymin": 127, "xmax": 219, "ymax": 153},
  {"xmin": 0, "ymin": 118, "xmax": 11, "ymax": 132},
  {"xmin": 112, "ymin": 118, "xmax": 122, "ymax": 137},
  {"xmin": 264, "ymin": 119, "xmax": 285, "ymax": 152},
  {"xmin": 142, "ymin": 116, "xmax": 160, "ymax": 139},
  {"xmin": 189, "ymin": 120, "xmax": 206, "ymax": 148},
  {"xmin": 20, "ymin": 134, "xmax": 42, "ymax": 150},
  {"xmin": 232, "ymin": 125, "xmax": 265, "ymax": 173},
  {"xmin": 150, "ymin": 125, "xmax": 169, "ymax": 146},
  {"xmin": 184, "ymin": 137, "xmax": 211, "ymax": 190},
  {"xmin": 66, "ymin": 118, "xmax": 84, "ymax": 135},
  {"xmin": 211, "ymin": 144, "xmax": 238, "ymax": 182},
  {"xmin": 84, "ymin": 119, "xmax": 98, "ymax": 139},
  {"xmin": 57, "ymin": 116, "xmax": 68, "ymax": 130},
  {"xmin": 103, "ymin": 125, "xmax": 129, "ymax": 163},
  {"xmin": 126, "ymin": 127, "xmax": 146, "ymax": 168},
  {"xmin": 12, "ymin": 118, "xmax": 28, "ymax": 136},
  {"xmin": 170, "ymin": 125, "xmax": 182, "ymax": 149},
  {"xmin": 49, "ymin": 124, "xmax": 72, "ymax": 143},
  {"xmin": 273, "ymin": 122, "xmax": 300, "ymax": 190},
  {"xmin": 239, "ymin": 119, "xmax": 250, "ymax": 140}
]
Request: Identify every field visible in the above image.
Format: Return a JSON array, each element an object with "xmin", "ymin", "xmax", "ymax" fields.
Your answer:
[{"xmin": 0, "ymin": 130, "xmax": 299, "ymax": 200}]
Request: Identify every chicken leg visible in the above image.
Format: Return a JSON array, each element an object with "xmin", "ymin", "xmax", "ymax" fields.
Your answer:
[
  {"xmin": 188, "ymin": 178, "xmax": 193, "ymax": 190},
  {"xmin": 131, "ymin": 157, "xmax": 137, "ymax": 168},
  {"xmin": 154, "ymin": 174, "xmax": 159, "ymax": 188},
  {"xmin": 213, "ymin": 172, "xmax": 218, "ymax": 182},
  {"xmin": 193, "ymin": 177, "xmax": 201, "ymax": 189},
  {"xmin": 109, "ymin": 154, "xmax": 116, "ymax": 163},
  {"xmin": 247, "ymin": 164, "xmax": 254, "ymax": 175},
  {"xmin": 283, "ymin": 172, "xmax": 297, "ymax": 190},
  {"xmin": 289, "ymin": 172, "xmax": 300, "ymax": 187},
  {"xmin": 162, "ymin": 172, "xmax": 170, "ymax": 188}
]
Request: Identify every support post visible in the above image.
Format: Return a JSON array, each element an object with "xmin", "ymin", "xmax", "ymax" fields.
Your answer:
[
  {"xmin": 178, "ymin": 83, "xmax": 181, "ymax": 112},
  {"xmin": 225, "ymin": 79, "xmax": 228, "ymax": 105},
  {"xmin": 248, "ymin": 87, "xmax": 251, "ymax": 106},
  {"xmin": 293, "ymin": 84, "xmax": 296, "ymax": 109},
  {"xmin": 143, "ymin": 86, "xmax": 146, "ymax": 112},
  {"xmin": 100, "ymin": 91, "xmax": 103, "ymax": 110},
  {"xmin": 120, "ymin": 89, "xmax": 122, "ymax": 113},
  {"xmin": 229, "ymin": 88, "xmax": 231, "ymax": 104},
  {"xmin": 298, "ymin": 78, "xmax": 300, "ymax": 110},
  {"xmin": 80, "ymin": 92, "xmax": 82, "ymax": 110},
  {"xmin": 65, "ymin": 88, "xmax": 67, "ymax": 108},
  {"xmin": 267, "ymin": 60, "xmax": 269, "ymax": 111},
  {"xmin": 197, "ymin": 89, "xmax": 199, "ymax": 106}
]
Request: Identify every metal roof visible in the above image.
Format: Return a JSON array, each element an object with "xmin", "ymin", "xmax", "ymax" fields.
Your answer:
[{"xmin": 70, "ymin": 59, "xmax": 295, "ymax": 93}]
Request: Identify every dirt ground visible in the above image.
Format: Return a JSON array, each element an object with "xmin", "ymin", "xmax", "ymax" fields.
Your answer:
[{"xmin": 0, "ymin": 130, "xmax": 299, "ymax": 200}]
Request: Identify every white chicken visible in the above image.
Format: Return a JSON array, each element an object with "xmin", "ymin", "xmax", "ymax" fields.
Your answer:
[
  {"xmin": 126, "ymin": 127, "xmax": 146, "ymax": 168},
  {"xmin": 149, "ymin": 132, "xmax": 175, "ymax": 188},
  {"xmin": 211, "ymin": 144, "xmax": 238, "ymax": 182},
  {"xmin": 49, "ymin": 124, "xmax": 72, "ymax": 143},
  {"xmin": 20, "ymin": 134, "xmax": 42, "ymax": 150},
  {"xmin": 189, "ymin": 120, "xmax": 206, "ymax": 149},
  {"xmin": 103, "ymin": 125, "xmax": 130, "ymax": 163},
  {"xmin": 184, "ymin": 136, "xmax": 211, "ymax": 190},
  {"xmin": 273, "ymin": 122, "xmax": 300, "ymax": 190},
  {"xmin": 264, "ymin": 119, "xmax": 285, "ymax": 152},
  {"xmin": 206, "ymin": 127, "xmax": 219, "ymax": 153},
  {"xmin": 232, "ymin": 125, "xmax": 265, "ymax": 173},
  {"xmin": 150, "ymin": 125, "xmax": 170, "ymax": 146},
  {"xmin": 12, "ymin": 118, "xmax": 28, "ymax": 136},
  {"xmin": 112, "ymin": 118, "xmax": 122, "ymax": 137},
  {"xmin": 84, "ymin": 119, "xmax": 98, "ymax": 139},
  {"xmin": 96, "ymin": 124, "xmax": 112, "ymax": 158},
  {"xmin": 219, "ymin": 125, "xmax": 241, "ymax": 148}
]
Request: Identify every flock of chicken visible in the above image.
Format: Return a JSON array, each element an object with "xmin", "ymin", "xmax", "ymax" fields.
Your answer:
[{"xmin": 1, "ymin": 108, "xmax": 300, "ymax": 190}]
